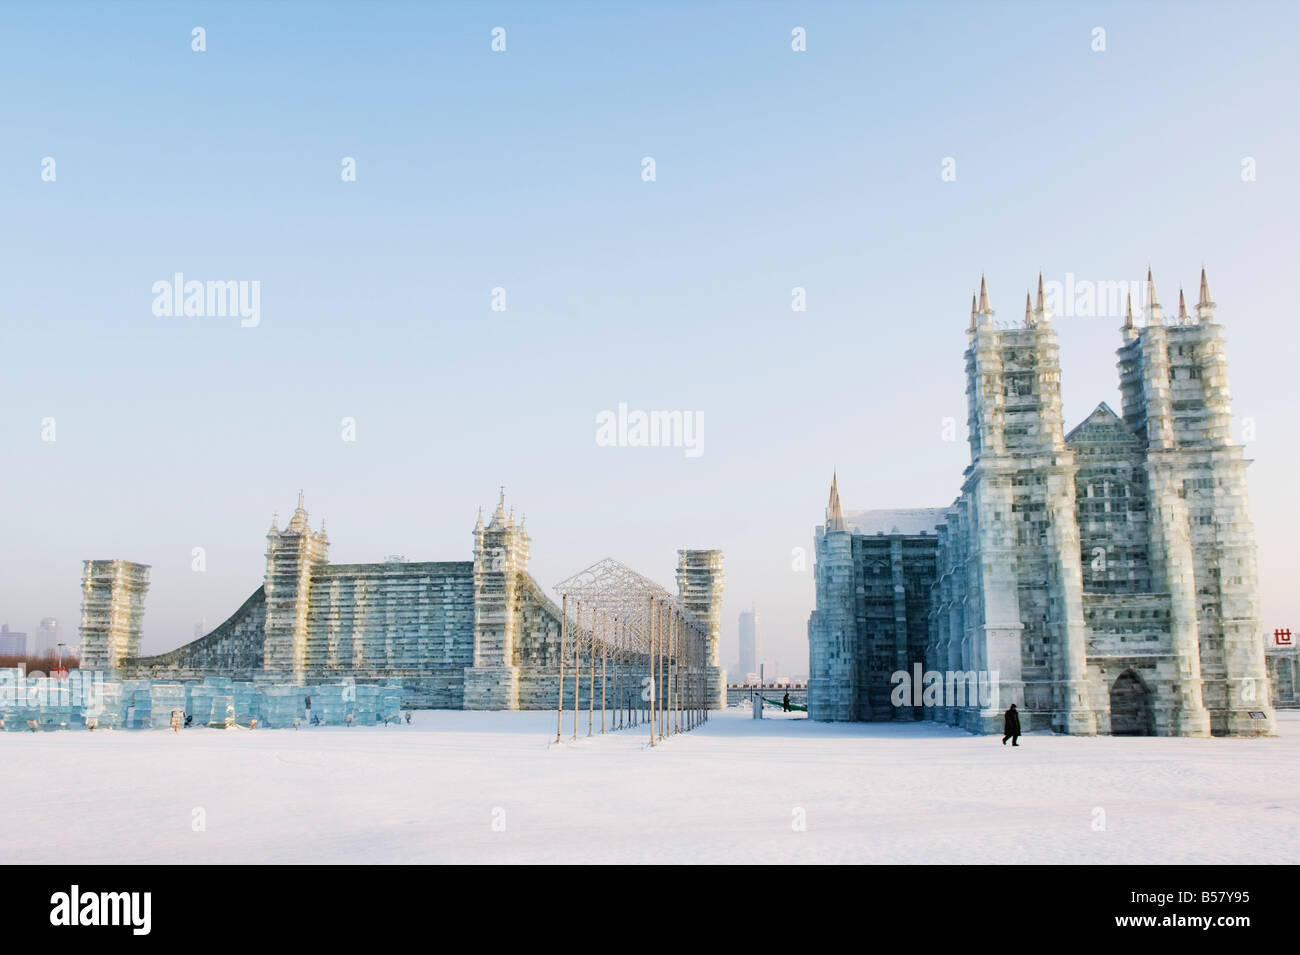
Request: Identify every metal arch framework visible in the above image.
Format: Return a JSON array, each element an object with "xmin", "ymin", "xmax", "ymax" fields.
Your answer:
[
  {"xmin": 551, "ymin": 558, "xmax": 709, "ymax": 746},
  {"xmin": 553, "ymin": 558, "xmax": 706, "ymax": 640}
]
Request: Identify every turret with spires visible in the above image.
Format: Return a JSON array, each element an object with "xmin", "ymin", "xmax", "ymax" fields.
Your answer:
[
  {"xmin": 466, "ymin": 487, "xmax": 531, "ymax": 709},
  {"xmin": 263, "ymin": 493, "xmax": 330, "ymax": 677},
  {"xmin": 1119, "ymin": 266, "xmax": 1233, "ymax": 448},
  {"xmin": 477, "ymin": 487, "xmax": 528, "ymax": 564},
  {"xmin": 956, "ymin": 269, "xmax": 1082, "ymax": 731},
  {"xmin": 1112, "ymin": 265, "xmax": 1254, "ymax": 733},
  {"xmin": 963, "ymin": 271, "xmax": 1067, "ymax": 459}
]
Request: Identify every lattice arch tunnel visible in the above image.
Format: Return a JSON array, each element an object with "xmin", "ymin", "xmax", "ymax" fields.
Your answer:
[{"xmin": 553, "ymin": 559, "xmax": 710, "ymax": 745}]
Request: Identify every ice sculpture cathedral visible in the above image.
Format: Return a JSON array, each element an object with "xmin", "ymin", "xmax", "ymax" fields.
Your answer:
[{"xmin": 808, "ymin": 271, "xmax": 1275, "ymax": 737}]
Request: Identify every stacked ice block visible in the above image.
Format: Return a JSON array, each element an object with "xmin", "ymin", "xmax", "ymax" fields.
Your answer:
[
  {"xmin": 0, "ymin": 672, "xmax": 406, "ymax": 730},
  {"xmin": 186, "ymin": 677, "xmax": 233, "ymax": 726},
  {"xmin": 86, "ymin": 680, "xmax": 125, "ymax": 728},
  {"xmin": 381, "ymin": 684, "xmax": 403, "ymax": 723},
  {"xmin": 352, "ymin": 683, "xmax": 402, "ymax": 724},
  {"xmin": 260, "ymin": 684, "xmax": 308, "ymax": 728},
  {"xmin": 148, "ymin": 684, "xmax": 188, "ymax": 729},
  {"xmin": 208, "ymin": 694, "xmax": 236, "ymax": 728},
  {"xmin": 121, "ymin": 680, "xmax": 153, "ymax": 728},
  {"xmin": 305, "ymin": 681, "xmax": 353, "ymax": 726},
  {"xmin": 40, "ymin": 676, "xmax": 77, "ymax": 729},
  {"xmin": 188, "ymin": 684, "xmax": 216, "ymax": 725},
  {"xmin": 0, "ymin": 667, "xmax": 26, "ymax": 730},
  {"xmin": 355, "ymin": 684, "xmax": 382, "ymax": 724},
  {"xmin": 232, "ymin": 682, "xmax": 260, "ymax": 725}
]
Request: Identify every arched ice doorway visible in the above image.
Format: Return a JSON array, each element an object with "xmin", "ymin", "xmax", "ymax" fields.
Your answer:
[{"xmin": 1110, "ymin": 669, "xmax": 1155, "ymax": 736}]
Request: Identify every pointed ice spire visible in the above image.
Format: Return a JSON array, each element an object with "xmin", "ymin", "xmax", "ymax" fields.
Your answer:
[
  {"xmin": 1178, "ymin": 287, "xmax": 1189, "ymax": 323},
  {"xmin": 827, "ymin": 471, "xmax": 846, "ymax": 532},
  {"xmin": 969, "ymin": 292, "xmax": 978, "ymax": 332},
  {"xmin": 268, "ymin": 511, "xmax": 279, "ymax": 534},
  {"xmin": 978, "ymin": 274, "xmax": 992, "ymax": 315},
  {"xmin": 318, "ymin": 518, "xmax": 328, "ymax": 541},
  {"xmin": 1196, "ymin": 266, "xmax": 1216, "ymax": 320},
  {"xmin": 1145, "ymin": 267, "xmax": 1163, "ymax": 323},
  {"xmin": 287, "ymin": 490, "xmax": 310, "ymax": 533},
  {"xmin": 1024, "ymin": 292, "xmax": 1035, "ymax": 327},
  {"xmin": 1121, "ymin": 291, "xmax": 1139, "ymax": 341},
  {"xmin": 489, "ymin": 486, "xmax": 508, "ymax": 527},
  {"xmin": 1036, "ymin": 272, "xmax": 1046, "ymax": 312}
]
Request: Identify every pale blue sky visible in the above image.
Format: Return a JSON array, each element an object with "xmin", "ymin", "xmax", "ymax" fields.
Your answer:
[{"xmin": 2, "ymin": 1, "xmax": 1298, "ymax": 673}]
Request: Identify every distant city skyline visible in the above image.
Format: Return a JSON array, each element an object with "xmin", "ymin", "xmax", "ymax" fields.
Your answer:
[
  {"xmin": 3, "ymin": 2, "xmax": 1298, "ymax": 675},
  {"xmin": 0, "ymin": 624, "xmax": 27, "ymax": 657},
  {"xmin": 0, "ymin": 618, "xmax": 71, "ymax": 658}
]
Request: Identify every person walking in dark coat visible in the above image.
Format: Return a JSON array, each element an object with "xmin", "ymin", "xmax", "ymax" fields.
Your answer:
[
  {"xmin": 783, "ymin": 692, "xmax": 791, "ymax": 712},
  {"xmin": 1002, "ymin": 703, "xmax": 1021, "ymax": 746}
]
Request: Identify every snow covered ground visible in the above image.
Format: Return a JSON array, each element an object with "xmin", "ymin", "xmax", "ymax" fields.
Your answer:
[{"xmin": 2, "ymin": 707, "xmax": 1297, "ymax": 864}]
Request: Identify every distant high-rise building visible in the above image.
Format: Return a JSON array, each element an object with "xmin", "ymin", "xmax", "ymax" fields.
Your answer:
[
  {"xmin": 35, "ymin": 617, "xmax": 61, "ymax": 657},
  {"xmin": 738, "ymin": 606, "xmax": 759, "ymax": 680},
  {"xmin": 0, "ymin": 624, "xmax": 28, "ymax": 656}
]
